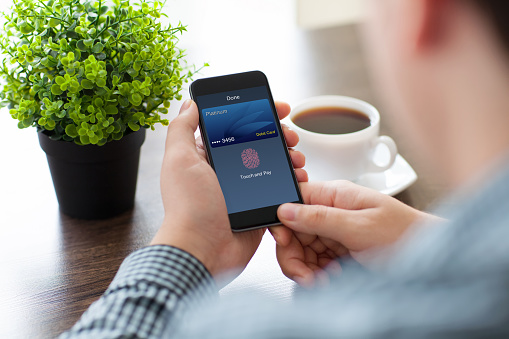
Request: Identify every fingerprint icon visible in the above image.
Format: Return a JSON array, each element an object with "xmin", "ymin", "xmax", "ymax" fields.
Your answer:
[{"xmin": 241, "ymin": 148, "xmax": 260, "ymax": 169}]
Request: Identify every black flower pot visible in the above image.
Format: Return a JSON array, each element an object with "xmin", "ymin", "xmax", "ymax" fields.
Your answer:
[{"xmin": 38, "ymin": 129, "xmax": 146, "ymax": 219}]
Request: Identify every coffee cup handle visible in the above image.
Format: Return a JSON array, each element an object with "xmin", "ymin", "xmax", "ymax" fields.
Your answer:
[{"xmin": 366, "ymin": 136, "xmax": 398, "ymax": 173}]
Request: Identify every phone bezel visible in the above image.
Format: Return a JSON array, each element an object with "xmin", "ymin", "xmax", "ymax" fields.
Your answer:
[{"xmin": 190, "ymin": 71, "xmax": 303, "ymax": 232}]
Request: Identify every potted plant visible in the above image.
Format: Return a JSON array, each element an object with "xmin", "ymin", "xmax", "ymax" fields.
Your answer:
[{"xmin": 0, "ymin": 0, "xmax": 204, "ymax": 219}]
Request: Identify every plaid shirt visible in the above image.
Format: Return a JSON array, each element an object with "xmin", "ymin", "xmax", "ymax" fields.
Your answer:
[{"xmin": 61, "ymin": 165, "xmax": 509, "ymax": 338}]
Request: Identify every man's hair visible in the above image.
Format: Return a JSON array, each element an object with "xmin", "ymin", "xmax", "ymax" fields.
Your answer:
[{"xmin": 470, "ymin": 0, "xmax": 509, "ymax": 52}]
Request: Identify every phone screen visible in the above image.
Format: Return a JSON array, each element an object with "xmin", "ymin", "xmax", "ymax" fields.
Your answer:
[{"xmin": 191, "ymin": 72, "xmax": 301, "ymax": 230}]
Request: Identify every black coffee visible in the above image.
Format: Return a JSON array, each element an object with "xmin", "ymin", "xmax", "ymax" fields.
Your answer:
[{"xmin": 293, "ymin": 107, "xmax": 371, "ymax": 134}]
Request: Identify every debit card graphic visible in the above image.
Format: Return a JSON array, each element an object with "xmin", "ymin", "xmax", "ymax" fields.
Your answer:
[{"xmin": 202, "ymin": 99, "xmax": 279, "ymax": 148}]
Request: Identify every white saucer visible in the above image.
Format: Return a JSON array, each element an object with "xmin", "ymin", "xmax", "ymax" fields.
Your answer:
[
  {"xmin": 357, "ymin": 154, "xmax": 417, "ymax": 196},
  {"xmin": 309, "ymin": 154, "xmax": 417, "ymax": 196}
]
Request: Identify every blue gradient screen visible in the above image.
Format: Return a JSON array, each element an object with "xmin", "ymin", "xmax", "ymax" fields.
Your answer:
[{"xmin": 196, "ymin": 86, "xmax": 299, "ymax": 214}]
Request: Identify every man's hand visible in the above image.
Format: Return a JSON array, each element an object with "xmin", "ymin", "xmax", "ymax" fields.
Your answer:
[
  {"xmin": 151, "ymin": 99, "xmax": 307, "ymax": 278},
  {"xmin": 270, "ymin": 181, "xmax": 440, "ymax": 286}
]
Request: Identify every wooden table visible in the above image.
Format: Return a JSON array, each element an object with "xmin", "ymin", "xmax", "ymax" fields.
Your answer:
[{"xmin": 0, "ymin": 20, "xmax": 445, "ymax": 338}]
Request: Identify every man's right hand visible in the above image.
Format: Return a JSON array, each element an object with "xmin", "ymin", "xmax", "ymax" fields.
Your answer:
[{"xmin": 270, "ymin": 181, "xmax": 440, "ymax": 286}]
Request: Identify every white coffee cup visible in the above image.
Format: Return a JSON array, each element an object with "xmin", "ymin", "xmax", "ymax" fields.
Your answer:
[{"xmin": 287, "ymin": 96, "xmax": 398, "ymax": 182}]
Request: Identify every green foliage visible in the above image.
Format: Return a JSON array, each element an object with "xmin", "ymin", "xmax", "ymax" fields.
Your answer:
[{"xmin": 0, "ymin": 0, "xmax": 206, "ymax": 145}]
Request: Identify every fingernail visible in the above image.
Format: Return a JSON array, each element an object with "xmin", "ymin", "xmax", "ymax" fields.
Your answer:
[
  {"xmin": 279, "ymin": 203, "xmax": 298, "ymax": 221},
  {"xmin": 272, "ymin": 232, "xmax": 280, "ymax": 245},
  {"xmin": 315, "ymin": 271, "xmax": 330, "ymax": 287},
  {"xmin": 179, "ymin": 99, "xmax": 192, "ymax": 113},
  {"xmin": 295, "ymin": 274, "xmax": 314, "ymax": 288}
]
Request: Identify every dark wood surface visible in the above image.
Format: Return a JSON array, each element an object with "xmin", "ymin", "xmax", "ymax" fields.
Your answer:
[{"xmin": 0, "ymin": 21, "xmax": 445, "ymax": 338}]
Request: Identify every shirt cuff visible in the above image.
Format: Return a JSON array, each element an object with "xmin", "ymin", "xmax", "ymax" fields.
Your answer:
[{"xmin": 107, "ymin": 245, "xmax": 216, "ymax": 299}]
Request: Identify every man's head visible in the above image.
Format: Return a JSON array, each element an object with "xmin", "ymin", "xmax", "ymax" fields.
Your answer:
[
  {"xmin": 363, "ymin": 0, "xmax": 509, "ymax": 188},
  {"xmin": 470, "ymin": 1, "xmax": 509, "ymax": 54}
]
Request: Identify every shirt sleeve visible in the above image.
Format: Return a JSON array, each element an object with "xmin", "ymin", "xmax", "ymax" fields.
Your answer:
[{"xmin": 59, "ymin": 245, "xmax": 216, "ymax": 339}]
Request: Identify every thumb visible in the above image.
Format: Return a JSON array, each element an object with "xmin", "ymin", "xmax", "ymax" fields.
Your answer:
[
  {"xmin": 165, "ymin": 99, "xmax": 199, "ymax": 151},
  {"xmin": 278, "ymin": 203, "xmax": 352, "ymax": 241}
]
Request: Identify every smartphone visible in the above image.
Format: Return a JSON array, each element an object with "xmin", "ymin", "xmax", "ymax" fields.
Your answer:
[{"xmin": 190, "ymin": 71, "xmax": 303, "ymax": 231}]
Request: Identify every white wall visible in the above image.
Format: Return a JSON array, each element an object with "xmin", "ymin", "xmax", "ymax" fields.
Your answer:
[{"xmin": 297, "ymin": 0, "xmax": 367, "ymax": 29}]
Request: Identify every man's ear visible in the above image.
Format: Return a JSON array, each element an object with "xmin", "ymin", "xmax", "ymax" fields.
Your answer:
[{"xmin": 411, "ymin": 0, "xmax": 452, "ymax": 52}]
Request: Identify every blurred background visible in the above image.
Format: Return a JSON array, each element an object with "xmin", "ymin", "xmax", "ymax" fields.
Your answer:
[{"xmin": 165, "ymin": 0, "xmax": 369, "ymax": 107}]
